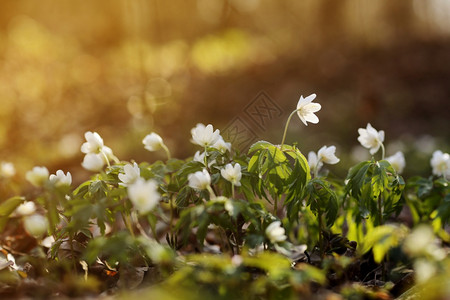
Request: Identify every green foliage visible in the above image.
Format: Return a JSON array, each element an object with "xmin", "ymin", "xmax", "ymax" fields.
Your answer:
[
  {"xmin": 345, "ymin": 159, "xmax": 405, "ymax": 225},
  {"xmin": 405, "ymin": 176, "xmax": 450, "ymax": 227},
  {"xmin": 1, "ymin": 122, "xmax": 449, "ymax": 299},
  {"xmin": 248, "ymin": 142, "xmax": 310, "ymax": 204},
  {"xmin": 358, "ymin": 224, "xmax": 407, "ymax": 263},
  {"xmin": 160, "ymin": 252, "xmax": 325, "ymax": 299}
]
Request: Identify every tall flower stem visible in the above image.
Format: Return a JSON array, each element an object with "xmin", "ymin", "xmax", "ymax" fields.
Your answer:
[
  {"xmin": 161, "ymin": 144, "xmax": 171, "ymax": 160},
  {"xmin": 313, "ymin": 162, "xmax": 320, "ymax": 178},
  {"xmin": 380, "ymin": 143, "xmax": 386, "ymax": 160},
  {"xmin": 280, "ymin": 109, "xmax": 299, "ymax": 149},
  {"xmin": 231, "ymin": 183, "xmax": 235, "ymax": 199},
  {"xmin": 121, "ymin": 211, "xmax": 135, "ymax": 238},
  {"xmin": 100, "ymin": 150, "xmax": 111, "ymax": 168},
  {"xmin": 273, "ymin": 196, "xmax": 278, "ymax": 217},
  {"xmin": 207, "ymin": 186, "xmax": 216, "ymax": 199},
  {"xmin": 377, "ymin": 196, "xmax": 383, "ymax": 226},
  {"xmin": 317, "ymin": 204, "xmax": 324, "ymax": 260},
  {"xmin": 169, "ymin": 196, "xmax": 174, "ymax": 237},
  {"xmin": 204, "ymin": 147, "xmax": 208, "ymax": 167}
]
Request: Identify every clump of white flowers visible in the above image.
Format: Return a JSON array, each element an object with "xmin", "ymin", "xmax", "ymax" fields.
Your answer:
[
  {"xmin": 118, "ymin": 162, "xmax": 141, "ymax": 187},
  {"xmin": 308, "ymin": 145, "xmax": 340, "ymax": 176},
  {"xmin": 49, "ymin": 170, "xmax": 72, "ymax": 187},
  {"xmin": 357, "ymin": 123, "xmax": 385, "ymax": 157},
  {"xmin": 265, "ymin": 221, "xmax": 287, "ymax": 244},
  {"xmin": 386, "ymin": 151, "xmax": 406, "ymax": 174},
  {"xmin": 430, "ymin": 150, "xmax": 450, "ymax": 179},
  {"xmin": 26, "ymin": 166, "xmax": 49, "ymax": 187},
  {"xmin": 0, "ymin": 162, "xmax": 15, "ymax": 178},
  {"xmin": 403, "ymin": 225, "xmax": 446, "ymax": 283},
  {"xmin": 127, "ymin": 178, "xmax": 161, "ymax": 215}
]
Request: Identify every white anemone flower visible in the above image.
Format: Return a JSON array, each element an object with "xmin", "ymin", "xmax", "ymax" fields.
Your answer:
[
  {"xmin": 16, "ymin": 201, "xmax": 36, "ymax": 216},
  {"xmin": 142, "ymin": 132, "xmax": 164, "ymax": 152},
  {"xmin": 188, "ymin": 169, "xmax": 211, "ymax": 190},
  {"xmin": 26, "ymin": 166, "xmax": 49, "ymax": 187},
  {"xmin": 81, "ymin": 131, "xmax": 104, "ymax": 154},
  {"xmin": 308, "ymin": 146, "xmax": 339, "ymax": 175},
  {"xmin": 430, "ymin": 150, "xmax": 450, "ymax": 178},
  {"xmin": 265, "ymin": 221, "xmax": 287, "ymax": 244},
  {"xmin": 220, "ymin": 163, "xmax": 242, "ymax": 186},
  {"xmin": 191, "ymin": 123, "xmax": 221, "ymax": 147},
  {"xmin": 357, "ymin": 123, "xmax": 385, "ymax": 155},
  {"xmin": 102, "ymin": 146, "xmax": 115, "ymax": 160},
  {"xmin": 296, "ymin": 94, "xmax": 321, "ymax": 126},
  {"xmin": 128, "ymin": 178, "xmax": 161, "ymax": 214},
  {"xmin": 212, "ymin": 137, "xmax": 231, "ymax": 153},
  {"xmin": 308, "ymin": 151, "xmax": 323, "ymax": 172},
  {"xmin": 24, "ymin": 214, "xmax": 48, "ymax": 238},
  {"xmin": 193, "ymin": 151, "xmax": 216, "ymax": 167},
  {"xmin": 82, "ymin": 153, "xmax": 105, "ymax": 172},
  {"xmin": 193, "ymin": 151, "xmax": 206, "ymax": 163},
  {"xmin": 386, "ymin": 151, "xmax": 406, "ymax": 174},
  {"xmin": 119, "ymin": 162, "xmax": 141, "ymax": 186},
  {"xmin": 49, "ymin": 170, "xmax": 72, "ymax": 187},
  {"xmin": 317, "ymin": 145, "xmax": 340, "ymax": 164}
]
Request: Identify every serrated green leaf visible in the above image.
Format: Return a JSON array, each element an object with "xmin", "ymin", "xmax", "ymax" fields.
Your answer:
[
  {"xmin": 248, "ymin": 154, "xmax": 259, "ymax": 173},
  {"xmin": 248, "ymin": 140, "xmax": 273, "ymax": 154}
]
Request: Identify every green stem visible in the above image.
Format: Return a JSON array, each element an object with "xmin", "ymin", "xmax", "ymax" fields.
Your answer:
[
  {"xmin": 274, "ymin": 196, "xmax": 278, "ymax": 217},
  {"xmin": 377, "ymin": 195, "xmax": 383, "ymax": 226},
  {"xmin": 69, "ymin": 233, "xmax": 78, "ymax": 273},
  {"xmin": 161, "ymin": 143, "xmax": 171, "ymax": 160},
  {"xmin": 100, "ymin": 150, "xmax": 111, "ymax": 168},
  {"xmin": 235, "ymin": 218, "xmax": 241, "ymax": 255},
  {"xmin": 169, "ymin": 196, "xmax": 174, "ymax": 237},
  {"xmin": 121, "ymin": 211, "xmax": 135, "ymax": 238},
  {"xmin": 380, "ymin": 143, "xmax": 385, "ymax": 160},
  {"xmin": 231, "ymin": 183, "xmax": 235, "ymax": 199},
  {"xmin": 317, "ymin": 205, "xmax": 324, "ymax": 260},
  {"xmin": 280, "ymin": 109, "xmax": 299, "ymax": 149},
  {"xmin": 207, "ymin": 185, "xmax": 216, "ymax": 199},
  {"xmin": 313, "ymin": 161, "xmax": 320, "ymax": 178}
]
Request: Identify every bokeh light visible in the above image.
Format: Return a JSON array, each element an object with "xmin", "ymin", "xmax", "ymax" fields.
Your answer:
[{"xmin": 0, "ymin": 0, "xmax": 449, "ymax": 188}]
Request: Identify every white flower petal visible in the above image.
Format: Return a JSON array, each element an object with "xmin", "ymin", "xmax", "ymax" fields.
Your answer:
[
  {"xmin": 188, "ymin": 169, "xmax": 211, "ymax": 190},
  {"xmin": 303, "ymin": 113, "xmax": 319, "ymax": 124}
]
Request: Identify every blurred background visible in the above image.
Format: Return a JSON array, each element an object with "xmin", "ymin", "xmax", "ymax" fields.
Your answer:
[{"xmin": 0, "ymin": 0, "xmax": 449, "ymax": 192}]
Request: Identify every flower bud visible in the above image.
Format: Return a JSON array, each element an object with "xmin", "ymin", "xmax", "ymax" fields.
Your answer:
[
  {"xmin": 24, "ymin": 214, "xmax": 48, "ymax": 238},
  {"xmin": 26, "ymin": 166, "xmax": 49, "ymax": 187},
  {"xmin": 16, "ymin": 201, "xmax": 36, "ymax": 216}
]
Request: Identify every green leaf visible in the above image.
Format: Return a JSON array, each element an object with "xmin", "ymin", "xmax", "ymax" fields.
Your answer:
[
  {"xmin": 345, "ymin": 160, "xmax": 371, "ymax": 199},
  {"xmin": 358, "ymin": 225, "xmax": 406, "ymax": 263},
  {"xmin": 0, "ymin": 196, "xmax": 25, "ymax": 231},
  {"xmin": 248, "ymin": 140, "xmax": 273, "ymax": 154},
  {"xmin": 248, "ymin": 154, "xmax": 259, "ymax": 173},
  {"xmin": 371, "ymin": 162, "xmax": 388, "ymax": 198}
]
